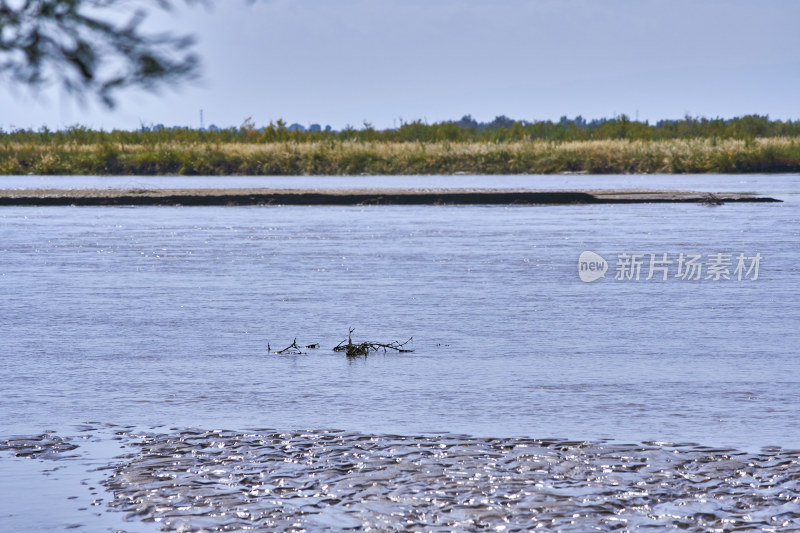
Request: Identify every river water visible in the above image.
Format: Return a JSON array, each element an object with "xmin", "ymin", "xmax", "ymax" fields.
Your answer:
[{"xmin": 1, "ymin": 174, "xmax": 798, "ymax": 531}]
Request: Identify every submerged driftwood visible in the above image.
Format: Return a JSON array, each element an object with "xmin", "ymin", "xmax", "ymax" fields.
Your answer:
[
  {"xmin": 271, "ymin": 328, "xmax": 413, "ymax": 357},
  {"xmin": 333, "ymin": 328, "xmax": 414, "ymax": 357}
]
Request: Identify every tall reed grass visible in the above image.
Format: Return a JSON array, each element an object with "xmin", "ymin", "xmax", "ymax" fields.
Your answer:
[{"xmin": 2, "ymin": 138, "xmax": 799, "ymax": 175}]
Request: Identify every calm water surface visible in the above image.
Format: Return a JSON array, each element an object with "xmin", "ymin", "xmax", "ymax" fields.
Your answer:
[
  {"xmin": 1, "ymin": 175, "xmax": 799, "ymax": 531},
  {"xmin": 1, "ymin": 172, "xmax": 799, "ymax": 195}
]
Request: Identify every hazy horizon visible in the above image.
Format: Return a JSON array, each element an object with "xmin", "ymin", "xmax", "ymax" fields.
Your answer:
[{"xmin": 2, "ymin": 0, "xmax": 799, "ymax": 131}]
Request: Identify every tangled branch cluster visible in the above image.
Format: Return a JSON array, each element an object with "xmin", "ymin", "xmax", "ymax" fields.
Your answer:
[
  {"xmin": 333, "ymin": 328, "xmax": 414, "ymax": 356},
  {"xmin": 270, "ymin": 328, "xmax": 413, "ymax": 357}
]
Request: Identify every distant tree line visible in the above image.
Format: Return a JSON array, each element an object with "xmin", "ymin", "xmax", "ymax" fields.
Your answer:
[
  {"xmin": 386, "ymin": 114, "xmax": 800, "ymax": 143},
  {"xmin": 2, "ymin": 114, "xmax": 799, "ymax": 145}
]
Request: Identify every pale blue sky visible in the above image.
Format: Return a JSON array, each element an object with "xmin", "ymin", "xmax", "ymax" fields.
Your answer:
[{"xmin": 2, "ymin": 0, "xmax": 799, "ymax": 130}]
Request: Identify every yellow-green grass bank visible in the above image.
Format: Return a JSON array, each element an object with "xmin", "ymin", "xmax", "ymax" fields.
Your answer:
[{"xmin": 2, "ymin": 138, "xmax": 800, "ymax": 176}]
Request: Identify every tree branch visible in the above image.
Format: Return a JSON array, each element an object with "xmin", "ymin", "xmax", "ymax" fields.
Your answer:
[{"xmin": 0, "ymin": 0, "xmax": 202, "ymax": 106}]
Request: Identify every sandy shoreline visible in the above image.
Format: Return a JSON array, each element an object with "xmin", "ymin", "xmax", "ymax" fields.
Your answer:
[{"xmin": 0, "ymin": 187, "xmax": 782, "ymax": 205}]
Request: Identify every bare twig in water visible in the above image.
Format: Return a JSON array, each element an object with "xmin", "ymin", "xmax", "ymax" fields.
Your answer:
[
  {"xmin": 269, "ymin": 339, "xmax": 319, "ymax": 355},
  {"xmin": 333, "ymin": 328, "xmax": 414, "ymax": 357},
  {"xmin": 275, "ymin": 338, "xmax": 307, "ymax": 355}
]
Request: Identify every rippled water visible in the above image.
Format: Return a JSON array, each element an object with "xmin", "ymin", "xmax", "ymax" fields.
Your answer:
[{"xmin": 1, "ymin": 175, "xmax": 799, "ymax": 531}]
